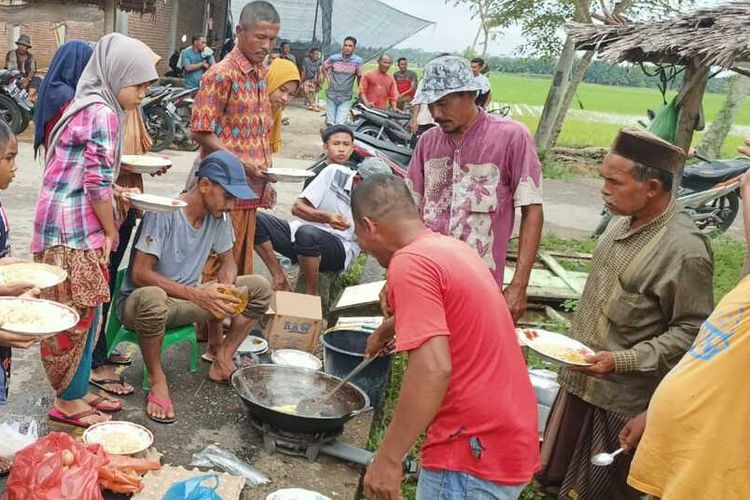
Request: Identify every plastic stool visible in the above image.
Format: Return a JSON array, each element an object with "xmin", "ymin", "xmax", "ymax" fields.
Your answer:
[{"xmin": 106, "ymin": 269, "xmax": 199, "ymax": 391}]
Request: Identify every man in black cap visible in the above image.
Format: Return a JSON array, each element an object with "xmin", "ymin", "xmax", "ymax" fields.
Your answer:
[
  {"xmin": 535, "ymin": 128, "xmax": 714, "ymax": 500},
  {"xmin": 119, "ymin": 151, "xmax": 272, "ymax": 424},
  {"xmin": 4, "ymin": 34, "xmax": 38, "ymax": 96}
]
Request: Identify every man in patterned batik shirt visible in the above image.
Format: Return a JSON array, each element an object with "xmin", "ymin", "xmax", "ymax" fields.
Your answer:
[{"xmin": 406, "ymin": 55, "xmax": 543, "ymax": 322}]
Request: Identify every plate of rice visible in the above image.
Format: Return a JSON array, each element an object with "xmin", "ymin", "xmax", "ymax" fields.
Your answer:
[
  {"xmin": 0, "ymin": 297, "xmax": 79, "ymax": 336},
  {"xmin": 0, "ymin": 262, "xmax": 67, "ymax": 289},
  {"xmin": 517, "ymin": 328, "xmax": 594, "ymax": 367}
]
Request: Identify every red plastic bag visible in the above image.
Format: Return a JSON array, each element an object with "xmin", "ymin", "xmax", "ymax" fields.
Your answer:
[{"xmin": 4, "ymin": 431, "xmax": 109, "ymax": 500}]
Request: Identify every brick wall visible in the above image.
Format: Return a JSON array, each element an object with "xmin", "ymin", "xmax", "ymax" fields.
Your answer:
[
  {"xmin": 0, "ymin": 0, "xmax": 225, "ymax": 75},
  {"xmin": 127, "ymin": 0, "xmax": 175, "ymax": 74},
  {"xmin": 0, "ymin": 20, "xmax": 102, "ymax": 69}
]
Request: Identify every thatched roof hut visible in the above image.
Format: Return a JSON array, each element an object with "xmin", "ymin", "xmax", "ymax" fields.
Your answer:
[
  {"xmin": 565, "ymin": 2, "xmax": 750, "ymax": 190},
  {"xmin": 565, "ymin": 2, "xmax": 750, "ymax": 69}
]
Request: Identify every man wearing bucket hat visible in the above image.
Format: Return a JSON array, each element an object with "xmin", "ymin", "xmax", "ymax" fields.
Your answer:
[
  {"xmin": 4, "ymin": 34, "xmax": 39, "ymax": 95},
  {"xmin": 406, "ymin": 55, "xmax": 543, "ymax": 323},
  {"xmin": 119, "ymin": 151, "xmax": 272, "ymax": 424},
  {"xmin": 254, "ymin": 156, "xmax": 393, "ymax": 295}
]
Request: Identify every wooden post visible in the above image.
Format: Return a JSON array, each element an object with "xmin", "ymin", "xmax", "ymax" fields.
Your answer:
[{"xmin": 673, "ymin": 58, "xmax": 710, "ymax": 195}]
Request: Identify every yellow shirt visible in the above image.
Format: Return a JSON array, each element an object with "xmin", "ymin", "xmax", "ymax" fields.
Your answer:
[{"xmin": 628, "ymin": 275, "xmax": 750, "ymax": 499}]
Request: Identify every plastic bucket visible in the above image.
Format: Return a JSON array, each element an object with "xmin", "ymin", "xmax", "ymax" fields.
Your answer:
[{"xmin": 321, "ymin": 328, "xmax": 392, "ymax": 408}]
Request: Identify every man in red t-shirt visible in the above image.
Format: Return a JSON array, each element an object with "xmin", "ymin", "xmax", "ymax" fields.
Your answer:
[
  {"xmin": 354, "ymin": 175, "xmax": 539, "ymax": 500},
  {"xmin": 359, "ymin": 54, "xmax": 399, "ymax": 110}
]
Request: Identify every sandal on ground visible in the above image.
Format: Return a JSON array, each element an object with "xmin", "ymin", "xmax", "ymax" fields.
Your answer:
[
  {"xmin": 146, "ymin": 393, "xmax": 177, "ymax": 424},
  {"xmin": 107, "ymin": 352, "xmax": 132, "ymax": 365},
  {"xmin": 48, "ymin": 408, "xmax": 105, "ymax": 429},
  {"xmin": 89, "ymin": 375, "xmax": 134, "ymax": 396},
  {"xmin": 87, "ymin": 395, "xmax": 123, "ymax": 414}
]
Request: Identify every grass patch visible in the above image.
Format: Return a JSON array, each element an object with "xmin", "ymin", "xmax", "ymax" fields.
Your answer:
[
  {"xmin": 537, "ymin": 148, "xmax": 570, "ymax": 180},
  {"xmin": 711, "ymin": 236, "xmax": 746, "ymax": 302}
]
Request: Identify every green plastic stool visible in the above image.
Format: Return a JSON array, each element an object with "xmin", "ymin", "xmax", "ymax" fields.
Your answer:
[{"xmin": 106, "ymin": 269, "xmax": 199, "ymax": 391}]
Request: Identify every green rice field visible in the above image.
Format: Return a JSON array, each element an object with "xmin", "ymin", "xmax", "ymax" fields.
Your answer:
[{"xmin": 487, "ymin": 73, "xmax": 749, "ymax": 158}]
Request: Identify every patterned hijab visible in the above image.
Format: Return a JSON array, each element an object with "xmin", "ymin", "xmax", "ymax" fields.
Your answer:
[{"xmin": 44, "ymin": 33, "xmax": 159, "ymax": 176}]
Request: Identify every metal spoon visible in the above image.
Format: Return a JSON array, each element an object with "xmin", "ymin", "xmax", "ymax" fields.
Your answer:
[{"xmin": 591, "ymin": 447, "xmax": 624, "ymax": 466}]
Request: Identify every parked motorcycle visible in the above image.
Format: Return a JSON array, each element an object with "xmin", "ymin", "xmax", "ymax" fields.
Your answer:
[
  {"xmin": 350, "ymin": 102, "xmax": 413, "ymax": 147},
  {"xmin": 141, "ymin": 85, "xmax": 176, "ymax": 152},
  {"xmin": 593, "ymin": 154, "xmax": 750, "ymax": 237},
  {"xmin": 166, "ymin": 87, "xmax": 199, "ymax": 151},
  {"xmin": 0, "ymin": 69, "xmax": 33, "ymax": 134}
]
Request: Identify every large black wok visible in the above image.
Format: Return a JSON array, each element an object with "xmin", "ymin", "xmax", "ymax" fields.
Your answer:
[{"xmin": 231, "ymin": 364, "xmax": 371, "ymax": 434}]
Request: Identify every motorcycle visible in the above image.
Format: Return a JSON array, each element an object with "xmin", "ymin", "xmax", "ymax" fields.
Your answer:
[
  {"xmin": 349, "ymin": 102, "xmax": 413, "ymax": 147},
  {"xmin": 593, "ymin": 154, "xmax": 750, "ymax": 237},
  {"xmin": 141, "ymin": 84, "xmax": 177, "ymax": 152},
  {"xmin": 0, "ymin": 69, "xmax": 33, "ymax": 134},
  {"xmin": 165, "ymin": 87, "xmax": 199, "ymax": 151}
]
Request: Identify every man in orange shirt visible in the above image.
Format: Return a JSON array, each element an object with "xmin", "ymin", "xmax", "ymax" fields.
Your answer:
[{"xmin": 359, "ymin": 54, "xmax": 398, "ymax": 110}]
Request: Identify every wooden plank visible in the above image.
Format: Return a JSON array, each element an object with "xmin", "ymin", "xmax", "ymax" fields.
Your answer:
[{"xmin": 538, "ymin": 251, "xmax": 584, "ymax": 295}]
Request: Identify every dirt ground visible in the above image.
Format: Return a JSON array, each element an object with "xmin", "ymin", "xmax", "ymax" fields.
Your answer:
[{"xmin": 2, "ymin": 99, "xmax": 373, "ymax": 499}]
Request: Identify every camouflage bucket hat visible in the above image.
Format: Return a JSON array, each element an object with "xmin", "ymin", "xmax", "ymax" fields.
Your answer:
[{"xmin": 412, "ymin": 55, "xmax": 481, "ymax": 105}]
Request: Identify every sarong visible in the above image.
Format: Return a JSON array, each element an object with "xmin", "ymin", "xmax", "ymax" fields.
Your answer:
[
  {"xmin": 35, "ymin": 247, "xmax": 109, "ymax": 395},
  {"xmin": 536, "ymin": 390, "xmax": 641, "ymax": 500}
]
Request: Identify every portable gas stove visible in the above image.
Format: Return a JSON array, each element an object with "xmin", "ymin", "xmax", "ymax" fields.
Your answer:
[{"xmin": 250, "ymin": 416, "xmax": 343, "ymax": 461}]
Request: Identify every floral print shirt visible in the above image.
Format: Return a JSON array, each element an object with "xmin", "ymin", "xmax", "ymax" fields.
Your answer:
[{"xmin": 407, "ymin": 110, "xmax": 543, "ymax": 287}]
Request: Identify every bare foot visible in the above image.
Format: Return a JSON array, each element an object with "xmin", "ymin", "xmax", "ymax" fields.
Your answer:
[
  {"xmin": 209, "ymin": 354, "xmax": 237, "ymax": 383},
  {"xmin": 147, "ymin": 380, "xmax": 176, "ymax": 421},
  {"xmin": 90, "ymin": 366, "xmax": 134, "ymax": 395},
  {"xmin": 83, "ymin": 391, "xmax": 122, "ymax": 412},
  {"xmin": 55, "ymin": 398, "xmax": 111, "ymax": 426}
]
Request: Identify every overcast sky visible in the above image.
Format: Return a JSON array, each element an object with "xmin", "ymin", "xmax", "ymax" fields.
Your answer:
[{"xmin": 385, "ymin": 0, "xmax": 723, "ymax": 56}]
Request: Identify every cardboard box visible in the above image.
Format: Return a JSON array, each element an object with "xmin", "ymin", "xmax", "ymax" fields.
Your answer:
[{"xmin": 263, "ymin": 291, "xmax": 323, "ymax": 352}]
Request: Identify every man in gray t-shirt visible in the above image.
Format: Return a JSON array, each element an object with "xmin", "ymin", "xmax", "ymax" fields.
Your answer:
[{"xmin": 119, "ymin": 151, "xmax": 272, "ymax": 424}]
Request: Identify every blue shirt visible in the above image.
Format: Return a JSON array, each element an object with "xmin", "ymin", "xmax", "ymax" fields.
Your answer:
[{"xmin": 180, "ymin": 47, "xmax": 215, "ymax": 89}]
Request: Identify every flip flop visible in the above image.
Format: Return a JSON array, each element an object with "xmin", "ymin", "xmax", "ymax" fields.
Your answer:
[
  {"xmin": 87, "ymin": 395, "xmax": 123, "ymax": 414},
  {"xmin": 201, "ymin": 353, "xmax": 215, "ymax": 363},
  {"xmin": 48, "ymin": 408, "xmax": 105, "ymax": 429},
  {"xmin": 146, "ymin": 393, "xmax": 177, "ymax": 424},
  {"xmin": 89, "ymin": 375, "xmax": 135, "ymax": 396},
  {"xmin": 107, "ymin": 352, "xmax": 132, "ymax": 365}
]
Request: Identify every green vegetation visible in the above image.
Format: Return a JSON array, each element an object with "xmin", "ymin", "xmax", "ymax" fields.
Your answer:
[
  {"xmin": 490, "ymin": 73, "xmax": 748, "ymax": 158},
  {"xmin": 367, "ymin": 233, "xmax": 746, "ymax": 499}
]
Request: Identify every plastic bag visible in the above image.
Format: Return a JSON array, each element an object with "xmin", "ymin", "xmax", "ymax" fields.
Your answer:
[
  {"xmin": 190, "ymin": 444, "xmax": 269, "ymax": 486},
  {"xmin": 4, "ymin": 431, "xmax": 108, "ymax": 500},
  {"xmin": 0, "ymin": 420, "xmax": 38, "ymax": 459},
  {"xmin": 163, "ymin": 473, "xmax": 221, "ymax": 500},
  {"xmin": 646, "ymin": 97, "xmax": 679, "ymax": 144}
]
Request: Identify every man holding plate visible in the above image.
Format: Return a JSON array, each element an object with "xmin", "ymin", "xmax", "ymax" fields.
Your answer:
[{"xmin": 535, "ymin": 128, "xmax": 714, "ymax": 500}]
